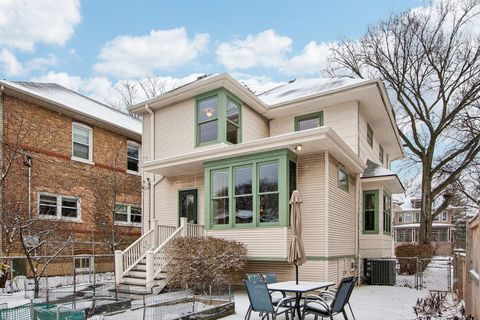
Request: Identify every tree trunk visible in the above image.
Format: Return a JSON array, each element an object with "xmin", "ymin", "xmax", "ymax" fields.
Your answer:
[
  {"xmin": 33, "ymin": 276, "xmax": 40, "ymax": 298},
  {"xmin": 419, "ymin": 169, "xmax": 433, "ymax": 244}
]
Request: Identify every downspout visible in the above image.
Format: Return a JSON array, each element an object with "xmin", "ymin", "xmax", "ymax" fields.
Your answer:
[
  {"xmin": 355, "ymin": 173, "xmax": 361, "ymax": 280},
  {"xmin": 150, "ymin": 176, "xmax": 165, "ymax": 229},
  {"xmin": 144, "ymin": 104, "xmax": 156, "ymax": 230}
]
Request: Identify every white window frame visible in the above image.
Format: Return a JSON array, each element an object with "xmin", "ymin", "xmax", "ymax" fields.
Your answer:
[
  {"xmin": 114, "ymin": 203, "xmax": 142, "ymax": 227},
  {"xmin": 126, "ymin": 141, "xmax": 141, "ymax": 175},
  {"xmin": 72, "ymin": 122, "xmax": 93, "ymax": 164},
  {"xmin": 442, "ymin": 211, "xmax": 448, "ymax": 221},
  {"xmin": 38, "ymin": 192, "xmax": 82, "ymax": 222}
]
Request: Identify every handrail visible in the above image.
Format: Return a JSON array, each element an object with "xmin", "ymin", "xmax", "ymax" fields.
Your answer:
[
  {"xmin": 152, "ymin": 226, "xmax": 183, "ymax": 279},
  {"xmin": 122, "ymin": 228, "xmax": 154, "ymax": 276}
]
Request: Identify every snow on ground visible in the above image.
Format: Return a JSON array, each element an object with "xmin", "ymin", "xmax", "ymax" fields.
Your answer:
[
  {"xmin": 0, "ymin": 291, "xmax": 30, "ymax": 308},
  {"xmin": 224, "ymin": 285, "xmax": 428, "ymax": 320}
]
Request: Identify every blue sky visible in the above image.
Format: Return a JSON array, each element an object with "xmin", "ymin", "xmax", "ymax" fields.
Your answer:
[{"xmin": 0, "ymin": 0, "xmax": 424, "ymax": 104}]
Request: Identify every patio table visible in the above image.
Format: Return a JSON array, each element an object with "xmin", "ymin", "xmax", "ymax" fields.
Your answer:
[{"xmin": 267, "ymin": 281, "xmax": 335, "ymax": 318}]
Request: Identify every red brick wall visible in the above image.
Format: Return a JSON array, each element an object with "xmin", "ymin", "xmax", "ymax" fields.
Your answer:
[{"xmin": 1, "ymin": 94, "xmax": 142, "ymax": 255}]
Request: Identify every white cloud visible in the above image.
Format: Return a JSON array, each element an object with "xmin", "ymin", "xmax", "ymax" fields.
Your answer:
[
  {"xmin": 216, "ymin": 30, "xmax": 292, "ymax": 69},
  {"xmin": 93, "ymin": 28, "xmax": 209, "ymax": 78},
  {"xmin": 25, "ymin": 54, "xmax": 58, "ymax": 72},
  {"xmin": 0, "ymin": 0, "xmax": 81, "ymax": 52},
  {"xmin": 0, "ymin": 48, "xmax": 24, "ymax": 76},
  {"xmin": 280, "ymin": 41, "xmax": 334, "ymax": 76}
]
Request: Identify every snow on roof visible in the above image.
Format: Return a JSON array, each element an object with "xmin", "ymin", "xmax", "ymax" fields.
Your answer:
[
  {"xmin": 362, "ymin": 159, "xmax": 397, "ymax": 178},
  {"xmin": 1, "ymin": 81, "xmax": 141, "ymax": 135},
  {"xmin": 256, "ymin": 77, "xmax": 369, "ymax": 105}
]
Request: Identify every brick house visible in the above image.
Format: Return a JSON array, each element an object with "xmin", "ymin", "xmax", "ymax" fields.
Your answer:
[{"xmin": 0, "ymin": 81, "xmax": 142, "ymax": 262}]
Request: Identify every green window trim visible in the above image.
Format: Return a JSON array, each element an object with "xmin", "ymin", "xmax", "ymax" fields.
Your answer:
[
  {"xmin": 204, "ymin": 149, "xmax": 296, "ymax": 230},
  {"xmin": 338, "ymin": 165, "xmax": 349, "ymax": 192},
  {"xmin": 363, "ymin": 190, "xmax": 379, "ymax": 234},
  {"xmin": 294, "ymin": 111, "xmax": 324, "ymax": 131},
  {"xmin": 195, "ymin": 88, "xmax": 242, "ymax": 147},
  {"xmin": 383, "ymin": 192, "xmax": 392, "ymax": 235},
  {"xmin": 367, "ymin": 123, "xmax": 373, "ymax": 148},
  {"xmin": 379, "ymin": 145, "xmax": 384, "ymax": 164}
]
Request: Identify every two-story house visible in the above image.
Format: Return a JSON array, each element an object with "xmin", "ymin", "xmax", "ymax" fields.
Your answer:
[
  {"xmin": 0, "ymin": 81, "xmax": 143, "ymax": 263},
  {"xmin": 117, "ymin": 73, "xmax": 404, "ymax": 290},
  {"xmin": 393, "ymin": 198, "xmax": 463, "ymax": 256}
]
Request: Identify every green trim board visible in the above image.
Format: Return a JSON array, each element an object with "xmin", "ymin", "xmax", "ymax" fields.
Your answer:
[
  {"xmin": 367, "ymin": 123, "xmax": 373, "ymax": 147},
  {"xmin": 204, "ymin": 149, "xmax": 297, "ymax": 230},
  {"xmin": 363, "ymin": 189, "xmax": 379, "ymax": 234},
  {"xmin": 337, "ymin": 164, "xmax": 349, "ymax": 192},
  {"xmin": 195, "ymin": 88, "xmax": 243, "ymax": 147},
  {"xmin": 294, "ymin": 111, "xmax": 324, "ymax": 131},
  {"xmin": 383, "ymin": 191, "xmax": 392, "ymax": 235},
  {"xmin": 177, "ymin": 188, "xmax": 199, "ymax": 227}
]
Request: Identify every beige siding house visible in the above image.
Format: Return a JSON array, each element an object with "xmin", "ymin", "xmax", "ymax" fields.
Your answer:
[{"xmin": 116, "ymin": 74, "xmax": 404, "ymax": 290}]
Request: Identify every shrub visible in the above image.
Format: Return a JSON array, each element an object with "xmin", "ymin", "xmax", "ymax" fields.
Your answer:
[
  {"xmin": 164, "ymin": 237, "xmax": 247, "ymax": 292},
  {"xmin": 395, "ymin": 244, "xmax": 435, "ymax": 274}
]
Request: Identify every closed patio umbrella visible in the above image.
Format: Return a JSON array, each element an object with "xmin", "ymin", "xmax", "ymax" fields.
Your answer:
[{"xmin": 288, "ymin": 190, "xmax": 306, "ymax": 285}]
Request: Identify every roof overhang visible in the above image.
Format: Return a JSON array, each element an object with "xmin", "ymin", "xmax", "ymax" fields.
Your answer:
[
  {"xmin": 0, "ymin": 82, "xmax": 141, "ymax": 140},
  {"xmin": 361, "ymin": 174, "xmax": 405, "ymax": 194},
  {"xmin": 141, "ymin": 126, "xmax": 366, "ymax": 177},
  {"xmin": 129, "ymin": 73, "xmax": 269, "ymax": 115},
  {"xmin": 264, "ymin": 80, "xmax": 404, "ymax": 161}
]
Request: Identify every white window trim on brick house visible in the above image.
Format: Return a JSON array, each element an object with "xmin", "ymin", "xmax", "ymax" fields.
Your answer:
[
  {"xmin": 114, "ymin": 203, "xmax": 142, "ymax": 227},
  {"xmin": 126, "ymin": 141, "xmax": 141, "ymax": 175},
  {"xmin": 38, "ymin": 192, "xmax": 82, "ymax": 223},
  {"xmin": 71, "ymin": 122, "xmax": 94, "ymax": 165}
]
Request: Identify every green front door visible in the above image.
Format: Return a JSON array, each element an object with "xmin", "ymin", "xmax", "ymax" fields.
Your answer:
[{"xmin": 179, "ymin": 189, "xmax": 198, "ymax": 224}]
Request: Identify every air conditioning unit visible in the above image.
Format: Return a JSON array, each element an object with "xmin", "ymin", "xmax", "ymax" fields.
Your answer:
[{"xmin": 363, "ymin": 259, "xmax": 396, "ymax": 285}]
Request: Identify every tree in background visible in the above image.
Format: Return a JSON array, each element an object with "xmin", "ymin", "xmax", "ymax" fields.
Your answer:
[{"xmin": 329, "ymin": 0, "xmax": 480, "ymax": 244}]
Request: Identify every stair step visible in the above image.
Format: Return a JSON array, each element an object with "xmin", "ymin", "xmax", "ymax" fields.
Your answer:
[
  {"xmin": 122, "ymin": 277, "xmax": 147, "ymax": 286},
  {"xmin": 128, "ymin": 271, "xmax": 146, "ymax": 278},
  {"xmin": 133, "ymin": 264, "xmax": 146, "ymax": 271}
]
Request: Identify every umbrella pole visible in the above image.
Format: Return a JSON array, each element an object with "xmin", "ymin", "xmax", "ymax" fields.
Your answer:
[{"xmin": 296, "ymin": 263, "xmax": 299, "ymax": 285}]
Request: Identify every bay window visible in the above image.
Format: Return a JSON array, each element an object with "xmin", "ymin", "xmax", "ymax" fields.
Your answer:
[
  {"xmin": 205, "ymin": 149, "xmax": 296, "ymax": 229},
  {"xmin": 363, "ymin": 190, "xmax": 378, "ymax": 234}
]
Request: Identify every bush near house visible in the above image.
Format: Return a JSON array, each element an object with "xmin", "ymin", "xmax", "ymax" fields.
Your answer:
[
  {"xmin": 165, "ymin": 237, "xmax": 247, "ymax": 292},
  {"xmin": 395, "ymin": 244, "xmax": 435, "ymax": 275}
]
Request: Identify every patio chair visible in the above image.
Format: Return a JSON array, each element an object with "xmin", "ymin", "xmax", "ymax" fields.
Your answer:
[
  {"xmin": 301, "ymin": 276, "xmax": 356, "ymax": 320},
  {"xmin": 263, "ymin": 272, "xmax": 287, "ymax": 302},
  {"xmin": 246, "ymin": 273, "xmax": 262, "ymax": 282},
  {"xmin": 244, "ymin": 280, "xmax": 296, "ymax": 320}
]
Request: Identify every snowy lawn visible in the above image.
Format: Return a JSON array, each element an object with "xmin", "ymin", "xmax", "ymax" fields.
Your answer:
[{"xmin": 224, "ymin": 285, "xmax": 429, "ymax": 320}]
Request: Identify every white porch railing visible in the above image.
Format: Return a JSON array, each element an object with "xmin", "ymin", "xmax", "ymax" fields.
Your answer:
[{"xmin": 115, "ymin": 217, "xmax": 205, "ymax": 286}]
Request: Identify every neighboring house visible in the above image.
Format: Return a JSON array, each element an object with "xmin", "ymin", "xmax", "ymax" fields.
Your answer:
[
  {"xmin": 393, "ymin": 198, "xmax": 463, "ymax": 256},
  {"xmin": 0, "ymin": 81, "xmax": 142, "ymax": 259},
  {"xmin": 118, "ymin": 73, "xmax": 404, "ymax": 290}
]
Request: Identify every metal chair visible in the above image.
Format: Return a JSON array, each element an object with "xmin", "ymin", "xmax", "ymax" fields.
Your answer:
[
  {"xmin": 246, "ymin": 273, "xmax": 263, "ymax": 282},
  {"xmin": 244, "ymin": 280, "xmax": 295, "ymax": 320},
  {"xmin": 263, "ymin": 273, "xmax": 278, "ymax": 284},
  {"xmin": 301, "ymin": 276, "xmax": 356, "ymax": 320}
]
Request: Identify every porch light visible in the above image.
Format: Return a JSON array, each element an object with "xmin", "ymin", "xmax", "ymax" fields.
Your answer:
[{"xmin": 294, "ymin": 144, "xmax": 302, "ymax": 152}]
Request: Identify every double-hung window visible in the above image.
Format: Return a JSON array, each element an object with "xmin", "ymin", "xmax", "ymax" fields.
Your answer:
[
  {"xmin": 363, "ymin": 190, "xmax": 378, "ymax": 234},
  {"xmin": 383, "ymin": 192, "xmax": 391, "ymax": 234},
  {"xmin": 114, "ymin": 204, "xmax": 142, "ymax": 226},
  {"xmin": 379, "ymin": 145, "xmax": 384, "ymax": 164},
  {"xmin": 72, "ymin": 123, "xmax": 93, "ymax": 163},
  {"xmin": 39, "ymin": 193, "xmax": 80, "ymax": 220},
  {"xmin": 211, "ymin": 170, "xmax": 229, "ymax": 225},
  {"xmin": 127, "ymin": 141, "xmax": 140, "ymax": 173},
  {"xmin": 234, "ymin": 166, "xmax": 253, "ymax": 224},
  {"xmin": 258, "ymin": 162, "xmax": 279, "ymax": 223},
  {"xmin": 197, "ymin": 95, "xmax": 219, "ymax": 145},
  {"xmin": 226, "ymin": 98, "xmax": 240, "ymax": 144},
  {"xmin": 294, "ymin": 112, "xmax": 324, "ymax": 131},
  {"xmin": 338, "ymin": 165, "xmax": 349, "ymax": 192}
]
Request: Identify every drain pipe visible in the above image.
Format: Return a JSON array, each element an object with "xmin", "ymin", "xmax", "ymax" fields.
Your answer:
[
  {"xmin": 150, "ymin": 176, "xmax": 165, "ymax": 230},
  {"xmin": 144, "ymin": 104, "xmax": 155, "ymax": 160}
]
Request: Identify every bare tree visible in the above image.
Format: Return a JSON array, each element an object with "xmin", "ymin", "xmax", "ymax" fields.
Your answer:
[
  {"xmin": 329, "ymin": 0, "xmax": 480, "ymax": 243},
  {"xmin": 113, "ymin": 76, "xmax": 171, "ymax": 110}
]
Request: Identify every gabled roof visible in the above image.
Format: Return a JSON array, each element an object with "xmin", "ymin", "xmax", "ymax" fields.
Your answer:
[
  {"xmin": 0, "ymin": 81, "xmax": 141, "ymax": 138},
  {"xmin": 257, "ymin": 78, "xmax": 369, "ymax": 106}
]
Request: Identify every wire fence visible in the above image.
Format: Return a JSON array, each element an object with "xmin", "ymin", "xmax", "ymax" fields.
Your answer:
[
  {"xmin": 364, "ymin": 256, "xmax": 453, "ymax": 291},
  {"xmin": 0, "ymin": 254, "xmax": 115, "ymax": 299}
]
